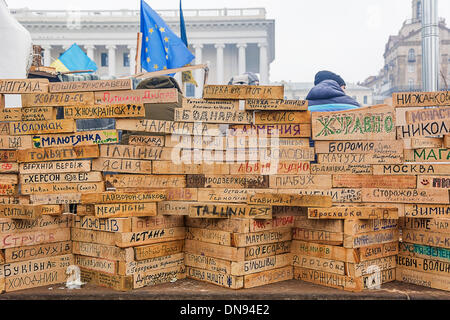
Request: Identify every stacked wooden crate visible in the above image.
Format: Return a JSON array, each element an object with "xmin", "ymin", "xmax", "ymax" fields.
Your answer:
[
  {"xmin": 392, "ymin": 91, "xmax": 450, "ymax": 292},
  {"xmin": 0, "ymin": 79, "xmax": 74, "ymax": 293},
  {"xmin": 290, "ymin": 104, "xmax": 403, "ymax": 291}
]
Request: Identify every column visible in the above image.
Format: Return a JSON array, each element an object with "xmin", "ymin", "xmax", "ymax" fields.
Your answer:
[
  {"xmin": 193, "ymin": 44, "xmax": 204, "ymax": 98},
  {"xmin": 236, "ymin": 43, "xmax": 247, "ymax": 75},
  {"xmin": 42, "ymin": 45, "xmax": 52, "ymax": 67},
  {"xmin": 215, "ymin": 44, "xmax": 225, "ymax": 84},
  {"xmin": 106, "ymin": 45, "xmax": 116, "ymax": 78},
  {"xmin": 127, "ymin": 45, "xmax": 136, "ymax": 75},
  {"xmin": 84, "ymin": 45, "xmax": 95, "ymax": 61},
  {"xmin": 258, "ymin": 42, "xmax": 269, "ymax": 85}
]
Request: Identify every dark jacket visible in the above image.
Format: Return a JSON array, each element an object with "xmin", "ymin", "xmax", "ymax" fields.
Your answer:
[{"xmin": 306, "ymin": 80, "xmax": 360, "ymax": 110}]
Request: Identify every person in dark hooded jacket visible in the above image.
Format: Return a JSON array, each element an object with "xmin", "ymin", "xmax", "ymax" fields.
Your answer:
[{"xmin": 306, "ymin": 71, "xmax": 360, "ymax": 112}]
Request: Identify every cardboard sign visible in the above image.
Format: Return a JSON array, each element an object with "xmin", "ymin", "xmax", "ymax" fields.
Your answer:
[
  {"xmin": 0, "ymin": 79, "xmax": 49, "ymax": 94},
  {"xmin": 19, "ymin": 160, "xmax": 91, "ymax": 174},
  {"xmin": 189, "ymin": 203, "xmax": 272, "ymax": 219},
  {"xmin": 245, "ymin": 99, "xmax": 308, "ymax": 111},
  {"xmin": 95, "ymin": 89, "xmax": 179, "ymax": 105},
  {"xmin": 405, "ymin": 106, "xmax": 450, "ymax": 125},
  {"xmin": 361, "ymin": 188, "xmax": 449, "ymax": 204},
  {"xmin": 64, "ymin": 104, "xmax": 145, "ymax": 119},
  {"xmin": 332, "ymin": 175, "xmax": 417, "ymax": 189},
  {"xmin": 17, "ymin": 145, "xmax": 99, "ymax": 163},
  {"xmin": 22, "ymin": 92, "xmax": 94, "ymax": 107},
  {"xmin": 49, "ymin": 79, "xmax": 132, "ymax": 93},
  {"xmin": 9, "ymin": 119, "xmax": 75, "ymax": 136},
  {"xmin": 393, "ymin": 91, "xmax": 450, "ymax": 107},
  {"xmin": 203, "ymin": 85, "xmax": 284, "ymax": 100},
  {"xmin": 32, "ymin": 130, "xmax": 119, "ymax": 148},
  {"xmin": 311, "ymin": 104, "xmax": 396, "ymax": 141},
  {"xmin": 404, "ymin": 148, "xmax": 450, "ymax": 162},
  {"xmin": 247, "ymin": 193, "xmax": 332, "ymax": 207},
  {"xmin": 92, "ymin": 158, "xmax": 152, "ymax": 174},
  {"xmin": 254, "ymin": 111, "xmax": 311, "ymax": 124},
  {"xmin": 397, "ymin": 120, "xmax": 449, "ymax": 139},
  {"xmin": 308, "ymin": 207, "xmax": 398, "ymax": 220},
  {"xmin": 229, "ymin": 124, "xmax": 312, "ymax": 138}
]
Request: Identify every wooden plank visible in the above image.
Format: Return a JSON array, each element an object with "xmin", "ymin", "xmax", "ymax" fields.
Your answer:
[
  {"xmin": 292, "ymin": 254, "xmax": 345, "ymax": 275},
  {"xmin": 5, "ymin": 268, "xmax": 67, "ymax": 292},
  {"xmin": 105, "ymin": 174, "xmax": 185, "ymax": 189},
  {"xmin": 19, "ymin": 160, "xmax": 91, "ymax": 174},
  {"xmin": 134, "ymin": 240, "xmax": 184, "ymax": 261},
  {"xmin": 0, "ymin": 174, "xmax": 18, "ymax": 184},
  {"xmin": 186, "ymin": 266, "xmax": 243, "ymax": 289},
  {"xmin": 230, "ymin": 161, "xmax": 311, "ymax": 175},
  {"xmin": 80, "ymin": 267, "xmax": 133, "ymax": 291},
  {"xmin": 32, "ymin": 130, "xmax": 119, "ymax": 148},
  {"xmin": 233, "ymin": 228, "xmax": 292, "ymax": 247},
  {"xmin": 0, "ymin": 151, "xmax": 17, "ymax": 162},
  {"xmin": 117, "ymin": 119, "xmax": 221, "ymax": 136},
  {"xmin": 182, "ymin": 98, "xmax": 239, "ymax": 110},
  {"xmin": 72, "ymin": 216, "xmax": 131, "ymax": 233},
  {"xmin": 20, "ymin": 171, "xmax": 102, "ymax": 184},
  {"xmin": 254, "ymin": 111, "xmax": 311, "ymax": 124},
  {"xmin": 175, "ymin": 107, "xmax": 252, "ymax": 124},
  {"xmin": 293, "ymin": 266, "xmax": 363, "ymax": 292},
  {"xmin": 185, "ymin": 217, "xmax": 250, "ymax": 234},
  {"xmin": 73, "ymin": 242, "xmax": 134, "ymax": 262},
  {"xmin": 0, "ymin": 215, "xmax": 71, "ymax": 233},
  {"xmin": 157, "ymin": 201, "xmax": 194, "ymax": 215},
  {"xmin": 18, "ymin": 145, "xmax": 98, "ymax": 163},
  {"xmin": 0, "ymin": 196, "xmax": 29, "ymax": 205},
  {"xmin": 332, "ymin": 175, "xmax": 417, "ymax": 189},
  {"xmin": 245, "ymin": 99, "xmax": 308, "ymax": 111},
  {"xmin": 344, "ymin": 219, "xmax": 398, "ymax": 235},
  {"xmin": 396, "ymin": 268, "xmax": 450, "ymax": 292},
  {"xmin": 311, "ymin": 104, "xmax": 395, "ymax": 141},
  {"xmin": 99, "ymin": 144, "xmax": 175, "ymax": 161},
  {"xmin": 94, "ymin": 203, "xmax": 157, "ymax": 219},
  {"xmin": 0, "ymin": 184, "xmax": 17, "ymax": 196},
  {"xmin": 122, "ymin": 252, "xmax": 184, "ymax": 275},
  {"xmin": 21, "ymin": 182, "xmax": 104, "ymax": 195},
  {"xmin": 249, "ymin": 216, "xmax": 295, "ymax": 233},
  {"xmin": 131, "ymin": 216, "xmax": 184, "ymax": 232},
  {"xmin": 400, "ymin": 217, "xmax": 450, "ymax": 234},
  {"xmin": 393, "ymin": 91, "xmax": 450, "ymax": 107},
  {"xmin": 133, "ymin": 265, "xmax": 186, "ymax": 289},
  {"xmin": 247, "ymin": 193, "xmax": 332, "ymax": 207},
  {"xmin": 445, "ymin": 135, "xmax": 450, "ymax": 148},
  {"xmin": 22, "ymin": 92, "xmax": 94, "ymax": 107},
  {"xmin": 49, "ymin": 79, "xmax": 132, "ymax": 93},
  {"xmin": 343, "ymin": 229, "xmax": 399, "ymax": 249},
  {"xmin": 231, "ymin": 254, "xmax": 292, "ymax": 276},
  {"xmin": 308, "ymin": 207, "xmax": 398, "ymax": 220},
  {"xmin": 197, "ymin": 188, "xmax": 263, "ymax": 203},
  {"xmin": 152, "ymin": 162, "xmax": 229, "ymax": 175},
  {"xmin": 0, "ymin": 79, "xmax": 49, "ymax": 94},
  {"xmin": 92, "ymin": 158, "xmax": 152, "ymax": 174},
  {"xmin": 0, "ymin": 107, "xmax": 55, "ymax": 122},
  {"xmin": 114, "ymin": 227, "xmax": 185, "ymax": 248},
  {"xmin": 245, "ymin": 241, "xmax": 291, "ymax": 261},
  {"xmin": 405, "ymin": 106, "xmax": 450, "ymax": 124},
  {"xmin": 411, "ymin": 137, "xmax": 443, "ymax": 149},
  {"xmin": 30, "ymin": 193, "xmax": 81, "ymax": 205},
  {"xmin": 0, "ymin": 204, "xmax": 42, "ymax": 220},
  {"xmin": 0, "ymin": 228, "xmax": 70, "ymax": 249},
  {"xmin": 258, "ymin": 147, "xmax": 316, "ymax": 161},
  {"xmin": 185, "ymin": 252, "xmax": 232, "ymax": 274},
  {"xmin": 3, "ymin": 241, "xmax": 72, "ymax": 263},
  {"xmin": 128, "ymin": 135, "xmax": 165, "ymax": 147},
  {"xmin": 311, "ymin": 164, "xmax": 372, "ymax": 175},
  {"xmin": 404, "ymin": 148, "xmax": 450, "ymax": 162},
  {"xmin": 290, "ymin": 240, "xmax": 357, "ymax": 263},
  {"xmin": 231, "ymin": 137, "xmax": 311, "ymax": 149},
  {"xmin": 81, "ymin": 191, "xmax": 166, "ymax": 204},
  {"xmin": 75, "ymin": 255, "xmax": 117, "ymax": 275},
  {"xmin": 399, "ymin": 242, "xmax": 450, "ymax": 264},
  {"xmin": 186, "ymin": 174, "xmax": 268, "ymax": 189},
  {"xmin": 229, "ymin": 124, "xmax": 312, "ymax": 138},
  {"xmin": 358, "ymin": 242, "xmax": 399, "ymax": 262},
  {"xmin": 0, "ymin": 135, "xmax": 32, "ymax": 150},
  {"xmin": 397, "ymin": 255, "xmax": 450, "ymax": 277},
  {"xmin": 189, "ymin": 203, "xmax": 272, "ymax": 220},
  {"xmin": 35, "ymin": 203, "xmax": 63, "ymax": 215},
  {"xmin": 317, "ymin": 153, "xmax": 402, "ymax": 165},
  {"xmin": 0, "ymin": 123, "xmax": 10, "ymax": 135},
  {"xmin": 269, "ymin": 175, "xmax": 332, "ymax": 189},
  {"xmin": 314, "ymin": 140, "xmax": 403, "ymax": 154},
  {"xmin": 165, "ymin": 134, "xmax": 226, "ymax": 150},
  {"xmin": 417, "ymin": 175, "xmax": 450, "ymax": 189},
  {"xmin": 294, "ymin": 216, "xmax": 343, "ymax": 233},
  {"xmin": 94, "ymin": 89, "xmax": 179, "ymax": 105},
  {"xmin": 203, "ymin": 85, "xmax": 284, "ymax": 100},
  {"xmin": 346, "ymin": 255, "xmax": 396, "ymax": 278},
  {"xmin": 0, "ymin": 162, "xmax": 19, "ymax": 173},
  {"xmin": 292, "ymin": 228, "xmax": 343, "ymax": 245},
  {"xmin": 397, "ymin": 119, "xmax": 450, "ymax": 139},
  {"xmin": 361, "ymin": 188, "xmax": 449, "ymax": 204},
  {"xmin": 278, "ymin": 188, "xmax": 363, "ymax": 203},
  {"xmin": 404, "ymin": 204, "xmax": 450, "ymax": 218},
  {"xmin": 186, "ymin": 227, "xmax": 232, "ymax": 246},
  {"xmin": 243, "ymin": 265, "xmax": 293, "ymax": 288},
  {"xmin": 184, "ymin": 239, "xmax": 245, "ymax": 261},
  {"xmin": 71, "ymin": 228, "xmax": 117, "ymax": 246},
  {"xmin": 373, "ymin": 164, "xmax": 450, "ymax": 175},
  {"xmin": 402, "ymin": 229, "xmax": 450, "ymax": 249}
]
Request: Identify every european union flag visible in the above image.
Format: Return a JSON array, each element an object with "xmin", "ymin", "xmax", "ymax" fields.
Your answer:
[{"xmin": 140, "ymin": 0, "xmax": 194, "ymax": 73}]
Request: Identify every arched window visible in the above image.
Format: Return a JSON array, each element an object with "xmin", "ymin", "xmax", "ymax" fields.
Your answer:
[
  {"xmin": 408, "ymin": 49, "xmax": 416, "ymax": 62},
  {"xmin": 417, "ymin": 1, "xmax": 422, "ymax": 20}
]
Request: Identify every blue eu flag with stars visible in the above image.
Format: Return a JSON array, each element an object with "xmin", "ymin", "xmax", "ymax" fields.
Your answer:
[{"xmin": 140, "ymin": 0, "xmax": 194, "ymax": 73}]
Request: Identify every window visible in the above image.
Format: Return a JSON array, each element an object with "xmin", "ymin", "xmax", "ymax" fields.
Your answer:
[
  {"xmin": 408, "ymin": 79, "xmax": 414, "ymax": 89},
  {"xmin": 186, "ymin": 83, "xmax": 195, "ymax": 97},
  {"xmin": 408, "ymin": 63, "xmax": 415, "ymax": 73},
  {"xmin": 364, "ymin": 96, "xmax": 368, "ymax": 105},
  {"xmin": 123, "ymin": 53, "xmax": 130, "ymax": 67},
  {"xmin": 417, "ymin": 1, "xmax": 422, "ymax": 20},
  {"xmin": 408, "ymin": 49, "xmax": 416, "ymax": 62},
  {"xmin": 101, "ymin": 53, "xmax": 108, "ymax": 67}
]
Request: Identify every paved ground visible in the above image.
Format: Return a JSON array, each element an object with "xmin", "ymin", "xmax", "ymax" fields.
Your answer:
[{"xmin": 1, "ymin": 279, "xmax": 449, "ymax": 300}]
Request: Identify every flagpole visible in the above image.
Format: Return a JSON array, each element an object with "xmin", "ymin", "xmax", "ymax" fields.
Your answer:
[{"xmin": 135, "ymin": 32, "xmax": 143, "ymax": 74}]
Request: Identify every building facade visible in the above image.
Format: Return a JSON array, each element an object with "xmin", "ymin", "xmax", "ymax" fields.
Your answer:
[
  {"xmin": 361, "ymin": 0, "xmax": 450, "ymax": 103},
  {"xmin": 11, "ymin": 7, "xmax": 275, "ymax": 97}
]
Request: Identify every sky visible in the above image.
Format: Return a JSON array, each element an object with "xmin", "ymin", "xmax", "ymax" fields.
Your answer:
[{"xmin": 6, "ymin": 0, "xmax": 450, "ymax": 84}]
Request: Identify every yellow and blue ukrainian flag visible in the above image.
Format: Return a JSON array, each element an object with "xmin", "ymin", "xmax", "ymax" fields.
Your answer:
[
  {"xmin": 50, "ymin": 43, "xmax": 97, "ymax": 73},
  {"xmin": 140, "ymin": 0, "xmax": 194, "ymax": 73}
]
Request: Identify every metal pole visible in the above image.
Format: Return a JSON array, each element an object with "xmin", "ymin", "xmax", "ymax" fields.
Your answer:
[{"xmin": 421, "ymin": 0, "xmax": 440, "ymax": 92}]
